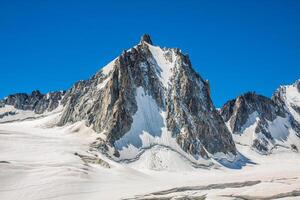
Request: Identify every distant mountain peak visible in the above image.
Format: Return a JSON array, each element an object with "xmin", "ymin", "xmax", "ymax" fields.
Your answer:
[{"xmin": 221, "ymin": 81, "xmax": 300, "ymax": 154}]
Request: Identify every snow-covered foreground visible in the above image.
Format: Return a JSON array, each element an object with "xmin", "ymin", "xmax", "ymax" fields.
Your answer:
[{"xmin": 1, "ymin": 116, "xmax": 300, "ymax": 200}]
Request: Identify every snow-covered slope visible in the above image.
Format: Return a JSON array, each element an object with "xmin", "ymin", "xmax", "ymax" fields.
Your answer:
[
  {"xmin": 1, "ymin": 118, "xmax": 300, "ymax": 200},
  {"xmin": 273, "ymin": 80, "xmax": 300, "ymax": 126},
  {"xmin": 0, "ymin": 105, "xmax": 36, "ymax": 123},
  {"xmin": 221, "ymin": 83, "xmax": 300, "ymax": 154}
]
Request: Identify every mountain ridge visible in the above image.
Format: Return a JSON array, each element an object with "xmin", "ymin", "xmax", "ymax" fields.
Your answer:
[
  {"xmin": 1, "ymin": 35, "xmax": 299, "ymax": 166},
  {"xmin": 221, "ymin": 80, "xmax": 300, "ymax": 154}
]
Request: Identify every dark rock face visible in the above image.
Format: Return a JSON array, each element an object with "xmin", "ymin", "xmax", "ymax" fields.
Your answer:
[
  {"xmin": 221, "ymin": 89, "xmax": 300, "ymax": 154},
  {"xmin": 166, "ymin": 56, "xmax": 236, "ymax": 156},
  {"xmin": 0, "ymin": 111, "xmax": 16, "ymax": 119},
  {"xmin": 221, "ymin": 92, "xmax": 286, "ymax": 134},
  {"xmin": 0, "ymin": 101, "xmax": 5, "ymax": 108},
  {"xmin": 220, "ymin": 92, "xmax": 287, "ymax": 154},
  {"xmin": 1, "ymin": 90, "xmax": 65, "ymax": 114},
  {"xmin": 58, "ymin": 35, "xmax": 236, "ymax": 158},
  {"xmin": 140, "ymin": 34, "xmax": 153, "ymax": 45},
  {"xmin": 3, "ymin": 90, "xmax": 43, "ymax": 111},
  {"xmin": 252, "ymin": 138, "xmax": 269, "ymax": 153}
]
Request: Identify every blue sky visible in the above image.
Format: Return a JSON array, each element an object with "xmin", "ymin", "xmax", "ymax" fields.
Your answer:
[{"xmin": 0, "ymin": 0, "xmax": 299, "ymax": 107}]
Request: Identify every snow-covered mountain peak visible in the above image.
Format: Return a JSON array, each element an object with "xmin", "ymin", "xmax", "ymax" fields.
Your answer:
[
  {"xmin": 54, "ymin": 35, "xmax": 237, "ymax": 163},
  {"xmin": 0, "ymin": 35, "xmax": 238, "ymax": 167},
  {"xmin": 96, "ymin": 35, "xmax": 196, "ymax": 92},
  {"xmin": 221, "ymin": 83, "xmax": 300, "ymax": 154}
]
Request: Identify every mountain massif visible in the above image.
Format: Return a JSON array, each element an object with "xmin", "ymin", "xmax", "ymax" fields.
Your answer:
[{"xmin": 1, "ymin": 35, "xmax": 299, "ymax": 166}]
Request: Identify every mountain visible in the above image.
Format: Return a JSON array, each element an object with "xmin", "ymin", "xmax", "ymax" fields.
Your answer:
[
  {"xmin": 0, "ymin": 34, "xmax": 236, "ymax": 164},
  {"xmin": 0, "ymin": 90, "xmax": 64, "ymax": 114},
  {"xmin": 57, "ymin": 34, "xmax": 237, "ymax": 161},
  {"xmin": 2, "ymin": 35, "xmax": 300, "ymax": 200},
  {"xmin": 221, "ymin": 81, "xmax": 300, "ymax": 154},
  {"xmin": 0, "ymin": 90, "xmax": 64, "ymax": 122},
  {"xmin": 1, "ymin": 34, "xmax": 299, "ymax": 161}
]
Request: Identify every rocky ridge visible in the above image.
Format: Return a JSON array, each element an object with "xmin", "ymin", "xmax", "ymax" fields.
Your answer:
[
  {"xmin": 1, "ymin": 34, "xmax": 299, "ymax": 160},
  {"xmin": 220, "ymin": 81, "xmax": 300, "ymax": 154},
  {"xmin": 0, "ymin": 90, "xmax": 64, "ymax": 114}
]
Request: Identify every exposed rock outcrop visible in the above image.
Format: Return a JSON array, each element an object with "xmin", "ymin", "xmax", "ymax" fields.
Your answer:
[
  {"xmin": 221, "ymin": 87, "xmax": 300, "ymax": 154},
  {"xmin": 0, "ymin": 90, "xmax": 65, "ymax": 114},
  {"xmin": 221, "ymin": 92, "xmax": 286, "ymax": 134}
]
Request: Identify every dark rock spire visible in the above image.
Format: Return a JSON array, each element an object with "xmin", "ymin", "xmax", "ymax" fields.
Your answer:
[{"xmin": 140, "ymin": 34, "xmax": 153, "ymax": 45}]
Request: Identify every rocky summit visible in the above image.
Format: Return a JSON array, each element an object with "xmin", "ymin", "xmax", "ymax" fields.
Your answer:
[{"xmin": 57, "ymin": 34, "xmax": 236, "ymax": 160}]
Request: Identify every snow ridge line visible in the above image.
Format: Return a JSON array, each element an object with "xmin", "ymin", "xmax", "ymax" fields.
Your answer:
[{"xmin": 98, "ymin": 143, "xmax": 213, "ymax": 169}]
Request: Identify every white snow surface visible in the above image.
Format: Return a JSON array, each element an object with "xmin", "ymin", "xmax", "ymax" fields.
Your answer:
[
  {"xmin": 232, "ymin": 111, "xmax": 299, "ymax": 153},
  {"xmin": 1, "ymin": 113, "xmax": 300, "ymax": 199},
  {"xmin": 100, "ymin": 58, "xmax": 117, "ymax": 76},
  {"xmin": 0, "ymin": 105, "xmax": 37, "ymax": 123},
  {"xmin": 114, "ymin": 87, "xmax": 212, "ymax": 167},
  {"xmin": 1, "ymin": 82, "xmax": 300, "ymax": 199},
  {"xmin": 284, "ymin": 81, "xmax": 300, "ymax": 122},
  {"xmin": 97, "ymin": 77, "xmax": 110, "ymax": 90},
  {"xmin": 127, "ymin": 145, "xmax": 196, "ymax": 171},
  {"xmin": 0, "ymin": 105, "xmax": 63, "ymax": 123},
  {"xmin": 115, "ymin": 87, "xmax": 165, "ymax": 152},
  {"xmin": 147, "ymin": 44, "xmax": 175, "ymax": 88},
  {"xmin": 231, "ymin": 112, "xmax": 268, "ymax": 149}
]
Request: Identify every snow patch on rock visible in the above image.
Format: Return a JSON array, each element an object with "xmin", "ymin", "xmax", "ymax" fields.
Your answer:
[{"xmin": 147, "ymin": 44, "xmax": 174, "ymax": 88}]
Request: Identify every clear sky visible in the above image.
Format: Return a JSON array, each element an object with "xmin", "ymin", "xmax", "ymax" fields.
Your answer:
[{"xmin": 0, "ymin": 0, "xmax": 299, "ymax": 107}]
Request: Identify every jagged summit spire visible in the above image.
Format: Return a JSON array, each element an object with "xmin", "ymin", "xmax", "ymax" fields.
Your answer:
[{"xmin": 140, "ymin": 34, "xmax": 153, "ymax": 45}]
